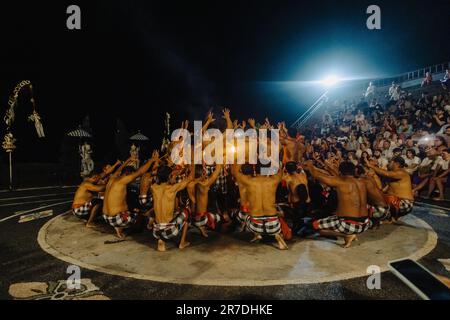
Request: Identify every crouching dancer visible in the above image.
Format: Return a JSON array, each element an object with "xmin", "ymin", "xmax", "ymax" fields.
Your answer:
[
  {"xmin": 151, "ymin": 164, "xmax": 194, "ymax": 252},
  {"xmin": 102, "ymin": 151, "xmax": 159, "ymax": 239},
  {"xmin": 365, "ymin": 157, "xmax": 414, "ymax": 222},
  {"xmin": 304, "ymin": 161, "xmax": 370, "ymax": 248},
  {"xmin": 356, "ymin": 165, "xmax": 390, "ymax": 227},
  {"xmin": 71, "ymin": 160, "xmax": 121, "ymax": 226},
  {"xmin": 233, "ymin": 163, "xmax": 288, "ymax": 250},
  {"xmin": 187, "ymin": 164, "xmax": 223, "ymax": 238}
]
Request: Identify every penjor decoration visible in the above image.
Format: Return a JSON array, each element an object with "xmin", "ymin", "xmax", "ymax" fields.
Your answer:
[
  {"xmin": 161, "ymin": 112, "xmax": 171, "ymax": 153},
  {"xmin": 4, "ymin": 80, "xmax": 45, "ymax": 136},
  {"xmin": 28, "ymin": 110, "xmax": 45, "ymax": 138},
  {"xmin": 2, "ymin": 80, "xmax": 44, "ymax": 190},
  {"xmin": 129, "ymin": 143, "xmax": 140, "ymax": 169},
  {"xmin": 79, "ymin": 141, "xmax": 94, "ymax": 178}
]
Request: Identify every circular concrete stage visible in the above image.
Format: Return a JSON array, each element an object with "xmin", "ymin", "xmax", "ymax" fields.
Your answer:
[{"xmin": 38, "ymin": 212, "xmax": 437, "ymax": 286}]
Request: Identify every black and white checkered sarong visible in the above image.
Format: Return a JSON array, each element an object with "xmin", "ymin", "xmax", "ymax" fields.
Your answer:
[
  {"xmin": 370, "ymin": 205, "xmax": 390, "ymax": 221},
  {"xmin": 313, "ymin": 215, "xmax": 370, "ymax": 235},
  {"xmin": 398, "ymin": 199, "xmax": 414, "ymax": 217},
  {"xmin": 103, "ymin": 211, "xmax": 137, "ymax": 228},
  {"xmin": 236, "ymin": 210, "xmax": 249, "ymax": 224},
  {"xmin": 72, "ymin": 201, "xmax": 92, "ymax": 218},
  {"xmin": 246, "ymin": 216, "xmax": 281, "ymax": 235},
  {"xmin": 193, "ymin": 212, "xmax": 221, "ymax": 229},
  {"xmin": 153, "ymin": 210, "xmax": 188, "ymax": 240}
]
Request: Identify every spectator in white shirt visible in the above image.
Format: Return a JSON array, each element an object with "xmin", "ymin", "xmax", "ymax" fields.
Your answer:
[
  {"xmin": 390, "ymin": 85, "xmax": 401, "ymax": 101},
  {"xmin": 365, "ymin": 82, "xmax": 376, "ymax": 99},
  {"xmin": 426, "ymin": 149, "xmax": 450, "ymax": 201},
  {"xmin": 402, "ymin": 138, "xmax": 420, "ymax": 156},
  {"xmin": 346, "ymin": 134, "xmax": 359, "ymax": 151},
  {"xmin": 355, "ymin": 110, "xmax": 365, "ymax": 123},
  {"xmin": 440, "ymin": 69, "xmax": 449, "ymax": 90},
  {"xmin": 388, "ymin": 82, "xmax": 396, "ymax": 97},
  {"xmin": 437, "ymin": 126, "xmax": 450, "ymax": 147},
  {"xmin": 402, "ymin": 149, "xmax": 421, "ymax": 175},
  {"xmin": 413, "ymin": 148, "xmax": 440, "ymax": 197},
  {"xmin": 381, "ymin": 140, "xmax": 394, "ymax": 159},
  {"xmin": 355, "ymin": 142, "xmax": 372, "ymax": 159},
  {"xmin": 373, "ymin": 149, "xmax": 389, "ymax": 169}
]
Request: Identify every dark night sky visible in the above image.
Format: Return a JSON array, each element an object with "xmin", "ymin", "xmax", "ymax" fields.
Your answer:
[{"xmin": 0, "ymin": 0, "xmax": 449, "ymax": 164}]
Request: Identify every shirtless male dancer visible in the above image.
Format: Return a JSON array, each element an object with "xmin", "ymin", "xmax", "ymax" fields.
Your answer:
[
  {"xmin": 355, "ymin": 165, "xmax": 389, "ymax": 227},
  {"xmin": 365, "ymin": 156, "xmax": 414, "ymax": 222},
  {"xmin": 283, "ymin": 161, "xmax": 311, "ymax": 233},
  {"xmin": 151, "ymin": 164, "xmax": 194, "ymax": 252},
  {"xmin": 233, "ymin": 163, "xmax": 288, "ymax": 250},
  {"xmin": 102, "ymin": 151, "xmax": 159, "ymax": 238},
  {"xmin": 230, "ymin": 163, "xmax": 253, "ymax": 232},
  {"xmin": 304, "ymin": 161, "xmax": 370, "ymax": 248},
  {"xmin": 72, "ymin": 160, "xmax": 121, "ymax": 227},
  {"xmin": 139, "ymin": 170, "xmax": 157, "ymax": 230},
  {"xmin": 187, "ymin": 164, "xmax": 223, "ymax": 237},
  {"xmin": 279, "ymin": 122, "xmax": 305, "ymax": 163}
]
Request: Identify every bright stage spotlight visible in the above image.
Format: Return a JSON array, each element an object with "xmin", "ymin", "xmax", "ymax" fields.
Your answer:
[{"xmin": 321, "ymin": 75, "xmax": 341, "ymax": 87}]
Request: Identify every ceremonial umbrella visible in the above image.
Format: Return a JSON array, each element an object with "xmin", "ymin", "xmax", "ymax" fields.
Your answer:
[
  {"xmin": 129, "ymin": 131, "xmax": 149, "ymax": 141},
  {"xmin": 129, "ymin": 131, "xmax": 149, "ymax": 166},
  {"xmin": 67, "ymin": 127, "xmax": 93, "ymax": 177},
  {"xmin": 67, "ymin": 128, "xmax": 92, "ymax": 138}
]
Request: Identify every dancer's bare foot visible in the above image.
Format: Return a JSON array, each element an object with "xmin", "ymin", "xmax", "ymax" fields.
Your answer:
[
  {"xmin": 179, "ymin": 241, "xmax": 191, "ymax": 250},
  {"xmin": 199, "ymin": 226, "xmax": 209, "ymax": 238},
  {"xmin": 85, "ymin": 222, "xmax": 96, "ymax": 228},
  {"xmin": 157, "ymin": 239, "xmax": 166, "ymax": 252},
  {"xmin": 115, "ymin": 227, "xmax": 126, "ymax": 239},
  {"xmin": 275, "ymin": 234, "xmax": 288, "ymax": 250},
  {"xmin": 250, "ymin": 234, "xmax": 262, "ymax": 243},
  {"xmin": 432, "ymin": 197, "xmax": 445, "ymax": 201},
  {"xmin": 342, "ymin": 234, "xmax": 357, "ymax": 248}
]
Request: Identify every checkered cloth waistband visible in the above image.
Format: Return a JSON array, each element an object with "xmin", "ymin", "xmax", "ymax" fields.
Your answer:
[
  {"xmin": 72, "ymin": 201, "xmax": 92, "ymax": 217},
  {"xmin": 246, "ymin": 215, "xmax": 281, "ymax": 235},
  {"xmin": 369, "ymin": 205, "xmax": 391, "ymax": 220},
  {"xmin": 153, "ymin": 210, "xmax": 188, "ymax": 240},
  {"xmin": 103, "ymin": 211, "xmax": 137, "ymax": 228},
  {"xmin": 313, "ymin": 215, "xmax": 370, "ymax": 235},
  {"xmin": 193, "ymin": 212, "xmax": 221, "ymax": 229},
  {"xmin": 384, "ymin": 195, "xmax": 414, "ymax": 218},
  {"xmin": 235, "ymin": 210, "xmax": 249, "ymax": 224}
]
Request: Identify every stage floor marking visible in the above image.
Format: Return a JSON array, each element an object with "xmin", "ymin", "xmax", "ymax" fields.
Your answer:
[
  {"xmin": 37, "ymin": 212, "xmax": 438, "ymax": 287},
  {"xmin": 0, "ymin": 200, "xmax": 72, "ymax": 223}
]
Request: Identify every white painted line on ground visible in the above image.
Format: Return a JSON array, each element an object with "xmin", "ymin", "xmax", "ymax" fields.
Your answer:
[
  {"xmin": 0, "ymin": 200, "xmax": 72, "ymax": 223},
  {"xmin": 0, "ymin": 197, "xmax": 73, "ymax": 208},
  {"xmin": 19, "ymin": 210, "xmax": 54, "ymax": 223},
  {"xmin": 415, "ymin": 201, "xmax": 450, "ymax": 213},
  {"xmin": 0, "ymin": 185, "xmax": 77, "ymax": 193},
  {"xmin": 0, "ymin": 192, "xmax": 75, "ymax": 202},
  {"xmin": 438, "ymin": 259, "xmax": 450, "ymax": 272}
]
